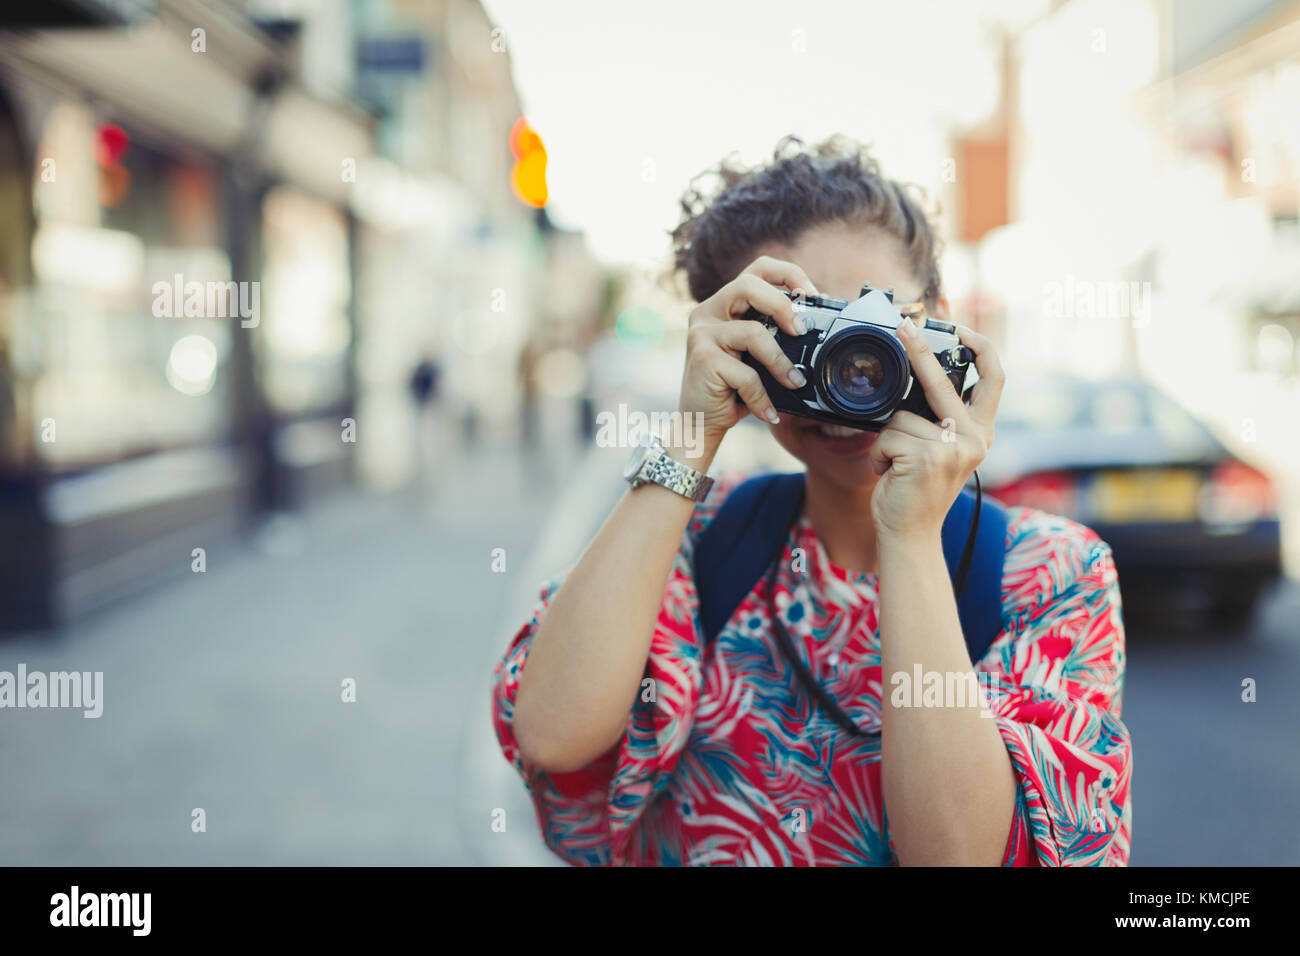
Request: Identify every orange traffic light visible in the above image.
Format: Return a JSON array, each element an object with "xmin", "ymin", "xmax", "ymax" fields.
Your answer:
[{"xmin": 509, "ymin": 116, "xmax": 547, "ymax": 208}]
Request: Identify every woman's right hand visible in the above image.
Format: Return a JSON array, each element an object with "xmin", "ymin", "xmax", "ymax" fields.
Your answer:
[{"xmin": 679, "ymin": 256, "xmax": 819, "ymax": 450}]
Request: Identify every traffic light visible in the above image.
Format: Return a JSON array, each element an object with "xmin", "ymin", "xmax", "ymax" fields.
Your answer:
[
  {"xmin": 509, "ymin": 116, "xmax": 547, "ymax": 208},
  {"xmin": 95, "ymin": 122, "xmax": 131, "ymax": 208}
]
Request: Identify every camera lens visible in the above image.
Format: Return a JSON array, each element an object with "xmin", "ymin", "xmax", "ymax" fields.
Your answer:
[
  {"xmin": 815, "ymin": 326, "xmax": 908, "ymax": 420},
  {"xmin": 835, "ymin": 350, "xmax": 885, "ymax": 400}
]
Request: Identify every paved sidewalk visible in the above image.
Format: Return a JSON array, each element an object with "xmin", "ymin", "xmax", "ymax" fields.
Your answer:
[
  {"xmin": 0, "ymin": 438, "xmax": 595, "ymax": 865},
  {"xmin": 459, "ymin": 442, "xmax": 627, "ymax": 866}
]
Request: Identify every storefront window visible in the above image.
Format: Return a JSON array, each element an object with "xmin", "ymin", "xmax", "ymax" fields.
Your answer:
[
  {"xmin": 17, "ymin": 99, "xmax": 233, "ymax": 468},
  {"xmin": 257, "ymin": 185, "xmax": 351, "ymax": 416}
]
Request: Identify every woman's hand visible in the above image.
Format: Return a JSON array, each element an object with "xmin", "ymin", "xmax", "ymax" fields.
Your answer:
[
  {"xmin": 680, "ymin": 256, "xmax": 819, "ymax": 452},
  {"xmin": 867, "ymin": 320, "xmax": 1006, "ymax": 540}
]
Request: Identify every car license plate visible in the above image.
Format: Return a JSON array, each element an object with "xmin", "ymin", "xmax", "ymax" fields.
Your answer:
[{"xmin": 1090, "ymin": 468, "xmax": 1201, "ymax": 523}]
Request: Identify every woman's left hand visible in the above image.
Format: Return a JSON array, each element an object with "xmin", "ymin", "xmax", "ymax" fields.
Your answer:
[{"xmin": 868, "ymin": 319, "xmax": 1005, "ymax": 540}]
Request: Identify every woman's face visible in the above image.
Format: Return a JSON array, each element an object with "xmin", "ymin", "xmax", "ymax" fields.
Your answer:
[{"xmin": 751, "ymin": 221, "xmax": 942, "ymax": 493}]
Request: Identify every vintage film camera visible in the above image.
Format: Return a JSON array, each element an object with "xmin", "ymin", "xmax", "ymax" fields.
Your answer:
[{"xmin": 742, "ymin": 283, "xmax": 977, "ymax": 430}]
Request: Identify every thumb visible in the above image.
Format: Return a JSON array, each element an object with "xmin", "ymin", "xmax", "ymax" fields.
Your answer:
[{"xmin": 867, "ymin": 437, "xmax": 892, "ymax": 476}]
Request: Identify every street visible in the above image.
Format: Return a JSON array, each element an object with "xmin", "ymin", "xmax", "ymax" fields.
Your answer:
[
  {"xmin": 1121, "ymin": 591, "xmax": 1300, "ymax": 866},
  {"xmin": 2, "ymin": 439, "xmax": 1298, "ymax": 866}
]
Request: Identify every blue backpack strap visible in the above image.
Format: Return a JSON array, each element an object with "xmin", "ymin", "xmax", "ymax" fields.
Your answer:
[
  {"xmin": 695, "ymin": 473, "xmax": 806, "ymax": 643},
  {"xmin": 942, "ymin": 486, "xmax": 1009, "ymax": 664},
  {"xmin": 695, "ymin": 472, "xmax": 1009, "ymax": 663}
]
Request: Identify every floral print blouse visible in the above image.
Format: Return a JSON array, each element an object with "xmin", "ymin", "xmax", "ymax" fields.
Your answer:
[{"xmin": 491, "ymin": 471, "xmax": 1133, "ymax": 866}]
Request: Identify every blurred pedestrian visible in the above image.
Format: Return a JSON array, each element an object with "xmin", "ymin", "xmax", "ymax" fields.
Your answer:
[{"xmin": 409, "ymin": 355, "xmax": 444, "ymax": 501}]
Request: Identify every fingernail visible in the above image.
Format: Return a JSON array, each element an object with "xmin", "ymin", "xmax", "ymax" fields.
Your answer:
[
  {"xmin": 765, "ymin": 408, "xmax": 780, "ymax": 424},
  {"xmin": 898, "ymin": 317, "xmax": 915, "ymax": 337},
  {"xmin": 793, "ymin": 314, "xmax": 808, "ymax": 335},
  {"xmin": 787, "ymin": 367, "xmax": 807, "ymax": 389}
]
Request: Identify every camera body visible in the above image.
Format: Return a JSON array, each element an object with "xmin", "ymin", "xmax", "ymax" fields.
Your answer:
[{"xmin": 742, "ymin": 283, "xmax": 977, "ymax": 431}]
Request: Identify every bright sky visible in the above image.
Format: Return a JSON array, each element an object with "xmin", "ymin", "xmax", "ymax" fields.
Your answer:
[{"xmin": 482, "ymin": 0, "xmax": 1048, "ymax": 267}]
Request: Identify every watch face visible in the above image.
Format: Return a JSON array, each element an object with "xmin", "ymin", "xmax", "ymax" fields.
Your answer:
[{"xmin": 623, "ymin": 443, "xmax": 650, "ymax": 481}]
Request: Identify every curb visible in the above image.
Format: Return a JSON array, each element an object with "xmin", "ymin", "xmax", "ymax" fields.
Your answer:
[{"xmin": 456, "ymin": 440, "xmax": 627, "ymax": 866}]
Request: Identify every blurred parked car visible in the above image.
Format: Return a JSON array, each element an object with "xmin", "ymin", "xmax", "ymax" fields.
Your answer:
[{"xmin": 982, "ymin": 377, "xmax": 1282, "ymax": 628}]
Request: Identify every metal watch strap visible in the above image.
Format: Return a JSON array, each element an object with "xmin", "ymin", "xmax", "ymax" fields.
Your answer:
[{"xmin": 634, "ymin": 441, "xmax": 714, "ymax": 502}]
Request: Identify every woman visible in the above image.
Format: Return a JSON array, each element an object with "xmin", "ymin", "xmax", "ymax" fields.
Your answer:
[{"xmin": 491, "ymin": 136, "xmax": 1132, "ymax": 866}]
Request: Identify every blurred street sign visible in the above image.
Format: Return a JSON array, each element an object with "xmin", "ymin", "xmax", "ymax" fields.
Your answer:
[{"xmin": 356, "ymin": 36, "xmax": 427, "ymax": 76}]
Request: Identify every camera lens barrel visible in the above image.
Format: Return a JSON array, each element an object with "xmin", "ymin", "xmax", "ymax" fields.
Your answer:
[{"xmin": 813, "ymin": 326, "xmax": 909, "ymax": 421}]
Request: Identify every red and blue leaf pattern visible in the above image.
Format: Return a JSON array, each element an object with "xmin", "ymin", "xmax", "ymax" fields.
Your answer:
[{"xmin": 491, "ymin": 471, "xmax": 1133, "ymax": 866}]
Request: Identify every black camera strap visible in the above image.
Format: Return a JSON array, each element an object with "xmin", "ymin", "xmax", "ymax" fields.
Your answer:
[{"xmin": 951, "ymin": 470, "xmax": 983, "ymax": 598}]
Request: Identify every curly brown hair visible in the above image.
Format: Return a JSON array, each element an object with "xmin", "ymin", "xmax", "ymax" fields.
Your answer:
[{"xmin": 671, "ymin": 134, "xmax": 943, "ymax": 309}]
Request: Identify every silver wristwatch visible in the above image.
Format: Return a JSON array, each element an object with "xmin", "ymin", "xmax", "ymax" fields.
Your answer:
[{"xmin": 623, "ymin": 433, "xmax": 714, "ymax": 502}]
